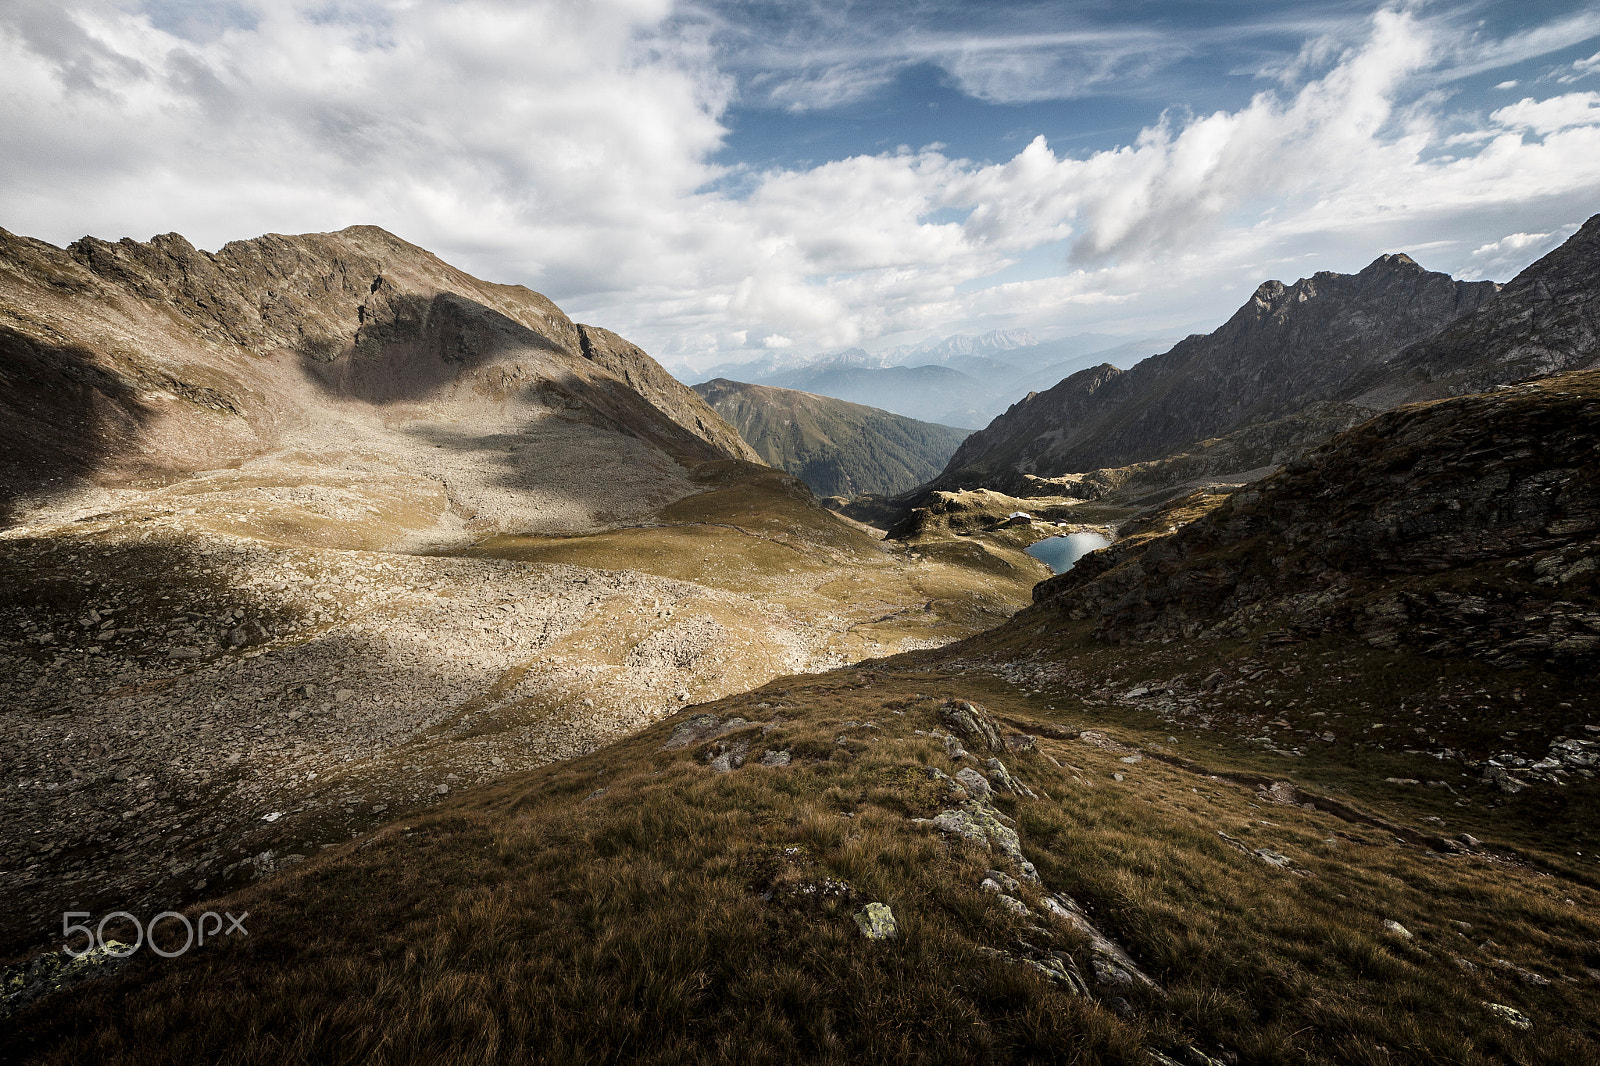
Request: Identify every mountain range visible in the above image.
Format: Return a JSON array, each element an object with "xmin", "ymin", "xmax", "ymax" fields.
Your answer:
[
  {"xmin": 689, "ymin": 330, "xmax": 1176, "ymax": 429},
  {"xmin": 691, "ymin": 378, "xmax": 969, "ymax": 498},
  {"xmin": 927, "ymin": 252, "xmax": 1504, "ymax": 499},
  {"xmin": 3, "ymin": 217, "xmax": 1599, "ymax": 1065}
]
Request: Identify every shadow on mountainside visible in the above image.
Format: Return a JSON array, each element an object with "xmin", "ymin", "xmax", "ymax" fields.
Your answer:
[
  {"xmin": 0, "ymin": 328, "xmax": 160, "ymax": 528},
  {"xmin": 295, "ymin": 290, "xmax": 731, "ymax": 469}
]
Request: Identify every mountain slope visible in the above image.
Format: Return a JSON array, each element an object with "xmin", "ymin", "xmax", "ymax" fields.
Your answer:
[
  {"xmin": 1341, "ymin": 212, "xmax": 1600, "ymax": 408},
  {"xmin": 6, "ymin": 233, "xmax": 1600, "ymax": 1065},
  {"xmin": 933, "ymin": 253, "xmax": 1499, "ymax": 494},
  {"xmin": 693, "ymin": 378, "xmax": 969, "ymax": 497},
  {"xmin": 0, "ymin": 225, "xmax": 752, "ymax": 529},
  {"xmin": 0, "ymin": 224, "xmax": 1057, "ymax": 976},
  {"xmin": 1026, "ymin": 368, "xmax": 1600, "ymax": 666},
  {"xmin": 9, "ymin": 379, "xmax": 1599, "ymax": 1064}
]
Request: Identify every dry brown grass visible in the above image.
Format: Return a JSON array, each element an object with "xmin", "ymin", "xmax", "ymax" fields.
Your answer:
[{"xmin": 6, "ymin": 656, "xmax": 1599, "ymax": 1064}]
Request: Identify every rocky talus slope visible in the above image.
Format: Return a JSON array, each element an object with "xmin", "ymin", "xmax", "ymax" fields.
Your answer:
[
  {"xmin": 932, "ymin": 252, "xmax": 1498, "ymax": 495},
  {"xmin": 1026, "ymin": 369, "xmax": 1600, "ymax": 668},
  {"xmin": 692, "ymin": 378, "xmax": 969, "ymax": 497}
]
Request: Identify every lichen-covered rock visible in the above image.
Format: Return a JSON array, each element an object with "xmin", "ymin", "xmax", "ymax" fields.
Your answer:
[
  {"xmin": 983, "ymin": 757, "xmax": 1037, "ymax": 798},
  {"xmin": 1484, "ymin": 1002, "xmax": 1533, "ymax": 1030},
  {"xmin": 707, "ymin": 738, "xmax": 750, "ymax": 773},
  {"xmin": 940, "ymin": 700, "xmax": 1004, "ymax": 752},
  {"xmin": 0, "ymin": 941, "xmax": 131, "ymax": 1019},
  {"xmin": 928, "ymin": 802, "xmax": 1039, "ymax": 882},
  {"xmin": 853, "ymin": 902, "xmax": 898, "ymax": 940},
  {"xmin": 955, "ymin": 766, "xmax": 993, "ymax": 800}
]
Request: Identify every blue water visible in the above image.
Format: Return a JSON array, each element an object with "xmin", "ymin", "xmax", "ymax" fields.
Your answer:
[{"xmin": 1025, "ymin": 532, "xmax": 1113, "ymax": 575}]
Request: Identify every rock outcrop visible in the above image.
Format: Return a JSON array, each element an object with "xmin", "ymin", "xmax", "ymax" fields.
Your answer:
[{"xmin": 1027, "ymin": 369, "xmax": 1600, "ymax": 669}]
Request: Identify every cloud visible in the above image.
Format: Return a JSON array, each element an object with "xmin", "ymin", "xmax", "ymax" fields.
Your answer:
[
  {"xmin": 1457, "ymin": 226, "xmax": 1580, "ymax": 281},
  {"xmin": 3, "ymin": 2, "xmax": 1599, "ymax": 373},
  {"xmin": 1492, "ymin": 92, "xmax": 1600, "ymax": 135},
  {"xmin": 1566, "ymin": 50, "xmax": 1600, "ymax": 82}
]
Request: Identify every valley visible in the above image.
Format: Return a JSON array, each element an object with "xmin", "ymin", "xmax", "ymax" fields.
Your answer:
[{"xmin": 2, "ymin": 217, "xmax": 1599, "ymax": 1065}]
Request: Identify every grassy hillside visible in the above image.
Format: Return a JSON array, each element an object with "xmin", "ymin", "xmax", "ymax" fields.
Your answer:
[
  {"xmin": 6, "ymin": 648, "xmax": 1596, "ymax": 1064},
  {"xmin": 693, "ymin": 379, "xmax": 969, "ymax": 498}
]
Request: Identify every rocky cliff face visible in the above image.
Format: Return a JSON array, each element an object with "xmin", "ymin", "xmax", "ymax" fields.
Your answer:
[
  {"xmin": 693, "ymin": 378, "xmax": 968, "ymax": 497},
  {"xmin": 934, "ymin": 253, "xmax": 1499, "ymax": 495},
  {"xmin": 1342, "ymin": 213, "xmax": 1600, "ymax": 408},
  {"xmin": 1027, "ymin": 369, "xmax": 1600, "ymax": 670},
  {"xmin": 0, "ymin": 225, "xmax": 753, "ymax": 527}
]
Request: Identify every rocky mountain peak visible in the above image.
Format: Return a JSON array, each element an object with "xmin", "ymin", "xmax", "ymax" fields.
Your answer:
[
  {"xmin": 925, "ymin": 250, "xmax": 1498, "ymax": 495},
  {"xmin": 0, "ymin": 224, "xmax": 756, "ymax": 525}
]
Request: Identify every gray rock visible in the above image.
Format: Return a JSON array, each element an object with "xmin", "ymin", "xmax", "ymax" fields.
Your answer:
[
  {"xmin": 995, "ymin": 894, "xmax": 1031, "ymax": 917},
  {"xmin": 1483, "ymin": 1002, "xmax": 1533, "ymax": 1030},
  {"xmin": 939, "ymin": 700, "xmax": 1004, "ymax": 752},
  {"xmin": 707, "ymin": 739, "xmax": 749, "ymax": 773},
  {"xmin": 955, "ymin": 766, "xmax": 992, "ymax": 800},
  {"xmin": 927, "ymin": 803, "xmax": 1039, "ymax": 881},
  {"xmin": 983, "ymin": 757, "xmax": 1036, "ymax": 798},
  {"xmin": 853, "ymin": 902, "xmax": 898, "ymax": 940},
  {"xmin": 1383, "ymin": 920, "xmax": 1413, "ymax": 939}
]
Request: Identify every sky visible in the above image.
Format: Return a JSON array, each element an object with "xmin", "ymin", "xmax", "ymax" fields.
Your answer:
[{"xmin": 2, "ymin": 0, "xmax": 1599, "ymax": 373}]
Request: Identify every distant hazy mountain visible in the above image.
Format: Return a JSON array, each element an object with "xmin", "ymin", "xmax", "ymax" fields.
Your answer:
[
  {"xmin": 693, "ymin": 378, "xmax": 969, "ymax": 497},
  {"xmin": 931, "ymin": 252, "xmax": 1503, "ymax": 495},
  {"xmin": 689, "ymin": 330, "xmax": 1174, "ymax": 429},
  {"xmin": 758, "ymin": 362, "xmax": 990, "ymax": 428}
]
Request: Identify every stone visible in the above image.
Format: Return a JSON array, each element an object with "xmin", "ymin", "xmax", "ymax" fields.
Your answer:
[
  {"xmin": 939, "ymin": 700, "xmax": 1004, "ymax": 752},
  {"xmin": 995, "ymin": 894, "xmax": 1031, "ymax": 917},
  {"xmin": 853, "ymin": 902, "xmax": 898, "ymax": 940},
  {"xmin": 983, "ymin": 757, "xmax": 1036, "ymax": 798},
  {"xmin": 1383, "ymin": 920, "xmax": 1413, "ymax": 939},
  {"xmin": 926, "ymin": 803, "xmax": 1039, "ymax": 881},
  {"xmin": 1483, "ymin": 1002, "xmax": 1533, "ymax": 1031},
  {"xmin": 955, "ymin": 767, "xmax": 992, "ymax": 800},
  {"xmin": 758, "ymin": 749, "xmax": 791, "ymax": 768},
  {"xmin": 706, "ymin": 739, "xmax": 749, "ymax": 773}
]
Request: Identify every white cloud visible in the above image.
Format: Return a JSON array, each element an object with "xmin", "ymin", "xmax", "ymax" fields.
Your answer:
[
  {"xmin": 1492, "ymin": 92, "xmax": 1600, "ymax": 135},
  {"xmin": 1457, "ymin": 226, "xmax": 1580, "ymax": 281},
  {"xmin": 1568, "ymin": 50, "xmax": 1600, "ymax": 82},
  {"xmin": 3, "ymin": 2, "xmax": 1600, "ymax": 374}
]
